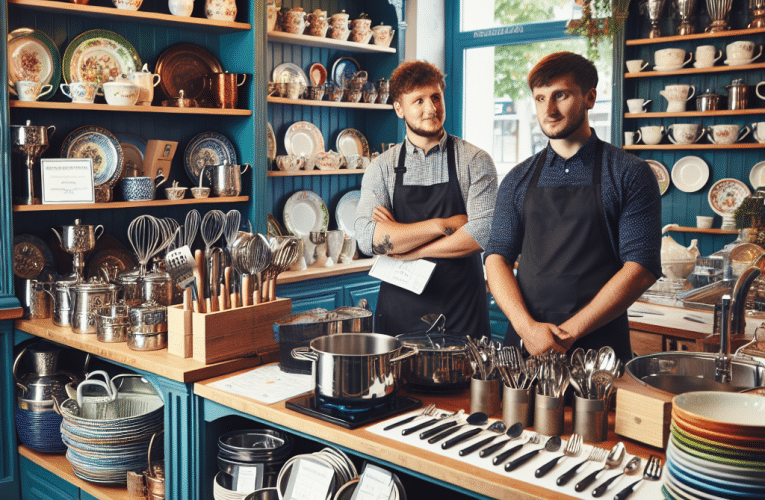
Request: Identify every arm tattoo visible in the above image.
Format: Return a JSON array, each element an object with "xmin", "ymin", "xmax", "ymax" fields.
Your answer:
[
  {"xmin": 443, "ymin": 227, "xmax": 455, "ymax": 236},
  {"xmin": 373, "ymin": 234, "xmax": 394, "ymax": 255}
]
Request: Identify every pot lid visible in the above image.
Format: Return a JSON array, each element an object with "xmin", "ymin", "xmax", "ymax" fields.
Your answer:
[
  {"xmin": 396, "ymin": 332, "xmax": 467, "ymax": 351},
  {"xmin": 73, "ymin": 280, "xmax": 118, "ymax": 292},
  {"xmin": 698, "ymin": 88, "xmax": 719, "ymax": 97}
]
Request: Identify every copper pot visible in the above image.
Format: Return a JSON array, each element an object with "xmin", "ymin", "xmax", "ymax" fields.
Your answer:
[{"xmin": 204, "ymin": 72, "xmax": 247, "ymax": 109}]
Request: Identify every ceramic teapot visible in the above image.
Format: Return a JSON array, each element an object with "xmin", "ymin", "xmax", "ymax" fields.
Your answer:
[
  {"xmin": 306, "ymin": 9, "xmax": 328, "ymax": 37},
  {"xmin": 205, "ymin": 0, "xmax": 236, "ymax": 21},
  {"xmin": 661, "ymin": 225, "xmax": 699, "ymax": 280},
  {"xmin": 128, "ymin": 64, "xmax": 161, "ymax": 106},
  {"xmin": 328, "ymin": 10, "xmax": 350, "ymax": 40},
  {"xmin": 280, "ymin": 7, "xmax": 306, "ymax": 34}
]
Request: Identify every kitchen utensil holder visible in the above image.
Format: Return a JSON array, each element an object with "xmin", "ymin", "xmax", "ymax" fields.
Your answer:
[
  {"xmin": 503, "ymin": 384, "xmax": 534, "ymax": 428},
  {"xmin": 573, "ymin": 395, "xmax": 609, "ymax": 443},
  {"xmin": 470, "ymin": 374, "xmax": 501, "ymax": 416},
  {"xmin": 534, "ymin": 394, "xmax": 564, "ymax": 436}
]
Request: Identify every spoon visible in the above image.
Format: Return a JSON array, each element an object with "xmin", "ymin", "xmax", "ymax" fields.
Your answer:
[
  {"xmin": 574, "ymin": 441, "xmax": 625, "ymax": 492},
  {"xmin": 596, "ymin": 346, "xmax": 617, "ymax": 374},
  {"xmin": 478, "ymin": 421, "xmax": 524, "ymax": 458},
  {"xmin": 590, "ymin": 369, "xmax": 615, "ymax": 400},
  {"xmin": 444, "ymin": 419, "xmax": 506, "ymax": 450},
  {"xmin": 592, "ymin": 456, "xmax": 641, "ymax": 497},
  {"xmin": 417, "ymin": 409, "xmax": 465, "ymax": 439},
  {"xmin": 492, "ymin": 432, "xmax": 538, "ymax": 466},
  {"xmin": 504, "ymin": 435, "xmax": 562, "ymax": 471},
  {"xmin": 426, "ymin": 412, "xmax": 487, "ymax": 444}
]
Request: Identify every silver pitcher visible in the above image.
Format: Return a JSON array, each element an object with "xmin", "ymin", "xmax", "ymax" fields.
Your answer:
[
  {"xmin": 51, "ymin": 219, "xmax": 104, "ymax": 283},
  {"xmin": 42, "ymin": 278, "xmax": 78, "ymax": 327},
  {"xmin": 643, "ymin": 0, "xmax": 669, "ymax": 37},
  {"xmin": 674, "ymin": 0, "xmax": 698, "ymax": 34},
  {"xmin": 70, "ymin": 281, "xmax": 120, "ymax": 334},
  {"xmin": 706, "ymin": 0, "xmax": 733, "ymax": 32},
  {"xmin": 205, "ymin": 162, "xmax": 251, "ymax": 197},
  {"xmin": 10, "ymin": 120, "xmax": 55, "ymax": 205},
  {"xmin": 16, "ymin": 278, "xmax": 52, "ymax": 320}
]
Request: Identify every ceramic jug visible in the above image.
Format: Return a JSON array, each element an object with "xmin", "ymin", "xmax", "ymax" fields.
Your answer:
[
  {"xmin": 128, "ymin": 64, "xmax": 161, "ymax": 106},
  {"xmin": 371, "ymin": 24, "xmax": 395, "ymax": 47},
  {"xmin": 168, "ymin": 0, "xmax": 193, "ymax": 16},
  {"xmin": 267, "ymin": 1, "xmax": 279, "ymax": 31},
  {"xmin": 661, "ymin": 226, "xmax": 699, "ymax": 280},
  {"xmin": 280, "ymin": 7, "xmax": 306, "ymax": 34},
  {"xmin": 205, "ymin": 0, "xmax": 236, "ymax": 21},
  {"xmin": 350, "ymin": 17, "xmax": 372, "ymax": 44},
  {"xmin": 306, "ymin": 9, "xmax": 328, "ymax": 37},
  {"xmin": 328, "ymin": 10, "xmax": 350, "ymax": 40}
]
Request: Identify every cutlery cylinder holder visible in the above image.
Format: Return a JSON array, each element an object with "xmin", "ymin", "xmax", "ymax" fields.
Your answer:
[
  {"xmin": 470, "ymin": 374, "xmax": 501, "ymax": 416},
  {"xmin": 502, "ymin": 385, "xmax": 534, "ymax": 428},
  {"xmin": 70, "ymin": 281, "xmax": 119, "ymax": 334},
  {"xmin": 573, "ymin": 395, "xmax": 609, "ymax": 442},
  {"xmin": 534, "ymin": 394, "xmax": 564, "ymax": 436}
]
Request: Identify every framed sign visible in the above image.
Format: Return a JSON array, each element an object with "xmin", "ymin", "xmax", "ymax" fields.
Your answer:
[{"xmin": 41, "ymin": 158, "xmax": 95, "ymax": 204}]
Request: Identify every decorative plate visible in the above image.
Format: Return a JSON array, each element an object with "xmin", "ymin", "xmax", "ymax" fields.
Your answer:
[
  {"xmin": 271, "ymin": 62, "xmax": 308, "ymax": 87},
  {"xmin": 115, "ymin": 133, "xmax": 146, "ymax": 177},
  {"xmin": 85, "ymin": 248, "xmax": 138, "ymax": 282},
  {"xmin": 13, "ymin": 234, "xmax": 54, "ymax": 279},
  {"xmin": 331, "ymin": 56, "xmax": 361, "ymax": 86},
  {"xmin": 284, "ymin": 121, "xmax": 325, "ymax": 157},
  {"xmin": 283, "ymin": 190, "xmax": 329, "ymax": 237},
  {"xmin": 708, "ymin": 178, "xmax": 751, "ymax": 216},
  {"xmin": 671, "ymin": 156, "xmax": 709, "ymax": 193},
  {"xmin": 309, "ymin": 63, "xmax": 327, "ymax": 87},
  {"xmin": 646, "ymin": 159, "xmax": 670, "ymax": 195},
  {"xmin": 63, "ymin": 30, "xmax": 141, "ymax": 85},
  {"xmin": 7, "ymin": 28, "xmax": 61, "ymax": 100},
  {"xmin": 183, "ymin": 131, "xmax": 238, "ymax": 186},
  {"xmin": 155, "ymin": 43, "xmax": 222, "ymax": 101},
  {"xmin": 267, "ymin": 122, "xmax": 277, "ymax": 161},
  {"xmin": 60, "ymin": 125, "xmax": 124, "ymax": 188},
  {"xmin": 336, "ymin": 129, "xmax": 370, "ymax": 158},
  {"xmin": 335, "ymin": 190, "xmax": 360, "ymax": 239},
  {"xmin": 266, "ymin": 213, "xmax": 286, "ymax": 237},
  {"xmin": 749, "ymin": 161, "xmax": 765, "ymax": 189}
]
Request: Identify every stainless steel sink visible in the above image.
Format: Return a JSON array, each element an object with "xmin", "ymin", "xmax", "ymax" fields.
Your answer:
[{"xmin": 625, "ymin": 352, "xmax": 765, "ymax": 395}]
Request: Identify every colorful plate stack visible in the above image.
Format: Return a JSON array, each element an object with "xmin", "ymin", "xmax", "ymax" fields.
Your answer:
[{"xmin": 663, "ymin": 391, "xmax": 765, "ymax": 500}]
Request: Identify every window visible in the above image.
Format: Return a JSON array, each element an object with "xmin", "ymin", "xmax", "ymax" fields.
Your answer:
[{"xmin": 448, "ymin": 0, "xmax": 614, "ymax": 179}]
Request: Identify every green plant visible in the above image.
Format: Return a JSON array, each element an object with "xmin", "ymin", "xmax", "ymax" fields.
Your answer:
[{"xmin": 567, "ymin": 0, "xmax": 630, "ymax": 58}]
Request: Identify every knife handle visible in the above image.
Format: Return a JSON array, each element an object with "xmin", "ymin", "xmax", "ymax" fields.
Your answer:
[
  {"xmin": 492, "ymin": 443, "xmax": 524, "ymax": 466},
  {"xmin": 591, "ymin": 473, "xmax": 621, "ymax": 497},
  {"xmin": 535, "ymin": 454, "xmax": 564, "ymax": 478},
  {"xmin": 459, "ymin": 435, "xmax": 497, "ymax": 457},
  {"xmin": 480, "ymin": 438, "xmax": 509, "ymax": 458},
  {"xmin": 613, "ymin": 479, "xmax": 641, "ymax": 500},
  {"xmin": 420, "ymin": 420, "xmax": 456, "ymax": 440},
  {"xmin": 574, "ymin": 468, "xmax": 603, "ymax": 492},
  {"xmin": 402, "ymin": 417, "xmax": 438, "ymax": 436},
  {"xmin": 383, "ymin": 414, "xmax": 416, "ymax": 431},
  {"xmin": 556, "ymin": 459, "xmax": 585, "ymax": 486},
  {"xmin": 442, "ymin": 427, "xmax": 481, "ymax": 450},
  {"xmin": 504, "ymin": 449, "xmax": 540, "ymax": 472},
  {"xmin": 427, "ymin": 425, "xmax": 461, "ymax": 444}
]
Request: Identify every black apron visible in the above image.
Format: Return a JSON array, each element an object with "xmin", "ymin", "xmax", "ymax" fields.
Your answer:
[
  {"xmin": 375, "ymin": 136, "xmax": 490, "ymax": 337},
  {"xmin": 503, "ymin": 141, "xmax": 631, "ymax": 361}
]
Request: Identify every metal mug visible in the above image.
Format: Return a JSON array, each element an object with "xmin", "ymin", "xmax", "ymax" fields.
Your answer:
[
  {"xmin": 42, "ymin": 279, "xmax": 77, "ymax": 327},
  {"xmin": 17, "ymin": 278, "xmax": 52, "ymax": 320},
  {"xmin": 205, "ymin": 162, "xmax": 251, "ymax": 197},
  {"xmin": 205, "ymin": 72, "xmax": 247, "ymax": 109}
]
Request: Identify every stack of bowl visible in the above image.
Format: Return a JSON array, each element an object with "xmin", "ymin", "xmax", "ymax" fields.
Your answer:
[{"xmin": 663, "ymin": 391, "xmax": 765, "ymax": 499}]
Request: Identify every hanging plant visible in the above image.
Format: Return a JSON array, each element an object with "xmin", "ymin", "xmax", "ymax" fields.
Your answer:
[{"xmin": 567, "ymin": 0, "xmax": 631, "ymax": 57}]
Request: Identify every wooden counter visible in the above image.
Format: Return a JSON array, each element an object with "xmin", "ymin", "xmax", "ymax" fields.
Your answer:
[
  {"xmin": 195, "ymin": 367, "xmax": 664, "ymax": 500},
  {"xmin": 15, "ymin": 318, "xmax": 261, "ymax": 383}
]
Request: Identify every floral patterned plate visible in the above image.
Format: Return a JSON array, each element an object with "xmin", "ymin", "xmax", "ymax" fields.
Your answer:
[
  {"xmin": 63, "ymin": 30, "xmax": 141, "ymax": 84},
  {"xmin": 708, "ymin": 178, "xmax": 751, "ymax": 216},
  {"xmin": 284, "ymin": 121, "xmax": 324, "ymax": 157},
  {"xmin": 646, "ymin": 159, "xmax": 670, "ymax": 195},
  {"xmin": 267, "ymin": 122, "xmax": 277, "ymax": 161},
  {"xmin": 336, "ymin": 128, "xmax": 369, "ymax": 157},
  {"xmin": 60, "ymin": 125, "xmax": 124, "ymax": 188},
  {"xmin": 7, "ymin": 28, "xmax": 61, "ymax": 101},
  {"xmin": 183, "ymin": 131, "xmax": 238, "ymax": 186},
  {"xmin": 283, "ymin": 190, "xmax": 329, "ymax": 237}
]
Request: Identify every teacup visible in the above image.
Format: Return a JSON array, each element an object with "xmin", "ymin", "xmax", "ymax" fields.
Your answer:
[
  {"xmin": 624, "ymin": 131, "xmax": 640, "ymax": 146},
  {"xmin": 753, "ymin": 122, "xmax": 765, "ymax": 143},
  {"xmin": 112, "ymin": 0, "xmax": 143, "ymax": 9},
  {"xmin": 654, "ymin": 48, "xmax": 692, "ymax": 70},
  {"xmin": 121, "ymin": 173, "xmax": 166, "ymax": 201},
  {"xmin": 275, "ymin": 155, "xmax": 305, "ymax": 172},
  {"xmin": 625, "ymin": 59, "xmax": 649, "ymax": 73},
  {"xmin": 706, "ymin": 124, "xmax": 751, "ymax": 144},
  {"xmin": 102, "ymin": 80, "xmax": 140, "ymax": 106},
  {"xmin": 726, "ymin": 41, "xmax": 763, "ymax": 65},
  {"xmin": 640, "ymin": 125, "xmax": 666, "ymax": 145},
  {"xmin": 667, "ymin": 123, "xmax": 704, "ymax": 144},
  {"xmin": 755, "ymin": 81, "xmax": 765, "ymax": 102},
  {"xmin": 15, "ymin": 81, "xmax": 53, "ymax": 101},
  {"xmin": 60, "ymin": 82, "xmax": 102, "ymax": 103},
  {"xmin": 626, "ymin": 98, "xmax": 652, "ymax": 114},
  {"xmin": 286, "ymin": 81, "xmax": 305, "ymax": 100},
  {"xmin": 659, "ymin": 84, "xmax": 696, "ymax": 112},
  {"xmin": 694, "ymin": 45, "xmax": 723, "ymax": 68}
]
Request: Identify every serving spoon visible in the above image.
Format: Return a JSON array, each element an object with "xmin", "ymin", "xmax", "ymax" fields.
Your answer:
[
  {"xmin": 504, "ymin": 435, "xmax": 562, "ymax": 471},
  {"xmin": 574, "ymin": 441, "xmax": 625, "ymax": 492},
  {"xmin": 592, "ymin": 455, "xmax": 641, "ymax": 497},
  {"xmin": 443, "ymin": 419, "xmax": 506, "ymax": 450},
  {"xmin": 478, "ymin": 422, "xmax": 525, "ymax": 458}
]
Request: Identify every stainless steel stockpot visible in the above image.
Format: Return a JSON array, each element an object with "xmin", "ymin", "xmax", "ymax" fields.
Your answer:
[
  {"xmin": 116, "ymin": 269, "xmax": 175, "ymax": 307},
  {"xmin": 129, "ymin": 302, "xmax": 168, "ymax": 333},
  {"xmin": 95, "ymin": 304, "xmax": 131, "ymax": 343},
  {"xmin": 395, "ymin": 332, "xmax": 471, "ymax": 391},
  {"xmin": 70, "ymin": 281, "xmax": 120, "ymax": 334},
  {"xmin": 291, "ymin": 333, "xmax": 416, "ymax": 403}
]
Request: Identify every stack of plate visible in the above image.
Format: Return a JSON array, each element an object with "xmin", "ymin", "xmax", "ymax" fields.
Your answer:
[
  {"xmin": 663, "ymin": 392, "xmax": 765, "ymax": 500},
  {"xmin": 277, "ymin": 447, "xmax": 358, "ymax": 500}
]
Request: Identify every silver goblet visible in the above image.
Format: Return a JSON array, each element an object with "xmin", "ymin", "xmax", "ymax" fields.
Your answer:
[
  {"xmin": 706, "ymin": 0, "xmax": 733, "ymax": 31},
  {"xmin": 644, "ymin": 0, "xmax": 669, "ymax": 38},
  {"xmin": 674, "ymin": 0, "xmax": 698, "ymax": 34}
]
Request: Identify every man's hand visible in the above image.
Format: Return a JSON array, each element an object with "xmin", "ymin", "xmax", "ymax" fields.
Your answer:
[
  {"xmin": 520, "ymin": 321, "xmax": 569, "ymax": 355},
  {"xmin": 372, "ymin": 206, "xmax": 396, "ymax": 223}
]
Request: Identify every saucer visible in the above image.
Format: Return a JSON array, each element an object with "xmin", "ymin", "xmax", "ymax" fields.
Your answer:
[
  {"xmin": 654, "ymin": 65, "xmax": 685, "ymax": 72},
  {"xmin": 692, "ymin": 62, "xmax": 716, "ymax": 69},
  {"xmin": 724, "ymin": 59, "xmax": 752, "ymax": 66}
]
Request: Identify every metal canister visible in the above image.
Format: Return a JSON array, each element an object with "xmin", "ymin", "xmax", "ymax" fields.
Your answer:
[
  {"xmin": 142, "ymin": 270, "xmax": 176, "ymax": 306},
  {"xmin": 726, "ymin": 79, "xmax": 749, "ymax": 110},
  {"xmin": 42, "ymin": 278, "xmax": 77, "ymax": 327},
  {"xmin": 696, "ymin": 88, "xmax": 720, "ymax": 111},
  {"xmin": 70, "ymin": 281, "xmax": 119, "ymax": 334},
  {"xmin": 17, "ymin": 278, "xmax": 52, "ymax": 320}
]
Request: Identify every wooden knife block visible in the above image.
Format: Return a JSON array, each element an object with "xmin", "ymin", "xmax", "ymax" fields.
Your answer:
[
  {"xmin": 613, "ymin": 376, "xmax": 673, "ymax": 449},
  {"xmin": 143, "ymin": 140, "xmax": 178, "ymax": 180}
]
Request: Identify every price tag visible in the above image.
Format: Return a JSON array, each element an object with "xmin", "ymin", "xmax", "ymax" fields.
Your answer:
[
  {"xmin": 351, "ymin": 464, "xmax": 395, "ymax": 500},
  {"xmin": 234, "ymin": 464, "xmax": 263, "ymax": 493},
  {"xmin": 40, "ymin": 158, "xmax": 95, "ymax": 204},
  {"xmin": 283, "ymin": 457, "xmax": 335, "ymax": 500}
]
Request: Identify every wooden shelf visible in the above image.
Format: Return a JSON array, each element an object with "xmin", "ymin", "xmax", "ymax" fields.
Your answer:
[
  {"xmin": 10, "ymin": 100, "xmax": 252, "ymax": 116},
  {"xmin": 665, "ymin": 226, "xmax": 739, "ymax": 234},
  {"xmin": 19, "ymin": 446, "xmax": 131, "ymax": 500},
  {"xmin": 624, "ymin": 143, "xmax": 765, "ymax": 150},
  {"xmin": 8, "ymin": 0, "xmax": 251, "ymax": 32},
  {"xmin": 13, "ymin": 196, "xmax": 249, "ymax": 212},
  {"xmin": 267, "ymin": 31, "xmax": 396, "ymax": 53},
  {"xmin": 625, "ymin": 27, "xmax": 765, "ymax": 46},
  {"xmin": 268, "ymin": 169, "xmax": 365, "ymax": 176},
  {"xmin": 625, "ymin": 109, "xmax": 765, "ymax": 119},
  {"xmin": 625, "ymin": 62, "xmax": 765, "ymax": 78},
  {"xmin": 277, "ymin": 259, "xmax": 374, "ymax": 285},
  {"xmin": 268, "ymin": 96, "xmax": 393, "ymax": 110}
]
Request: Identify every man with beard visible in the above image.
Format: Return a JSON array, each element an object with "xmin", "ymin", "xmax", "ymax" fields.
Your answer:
[
  {"xmin": 484, "ymin": 52, "xmax": 661, "ymax": 361},
  {"xmin": 355, "ymin": 60, "xmax": 498, "ymax": 336}
]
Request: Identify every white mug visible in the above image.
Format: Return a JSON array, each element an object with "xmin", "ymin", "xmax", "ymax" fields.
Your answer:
[
  {"xmin": 752, "ymin": 122, "xmax": 765, "ymax": 143},
  {"xmin": 60, "ymin": 82, "xmax": 102, "ymax": 103},
  {"xmin": 654, "ymin": 48, "xmax": 692, "ymax": 70},
  {"xmin": 694, "ymin": 45, "xmax": 723, "ymax": 68},
  {"xmin": 706, "ymin": 124, "xmax": 751, "ymax": 144},
  {"xmin": 624, "ymin": 131, "xmax": 641, "ymax": 145},
  {"xmin": 696, "ymin": 216, "xmax": 714, "ymax": 229},
  {"xmin": 640, "ymin": 125, "xmax": 666, "ymax": 145},
  {"xmin": 660, "ymin": 84, "xmax": 696, "ymax": 112},
  {"xmin": 16, "ymin": 81, "xmax": 53, "ymax": 101},
  {"xmin": 667, "ymin": 123, "xmax": 704, "ymax": 144},
  {"xmin": 726, "ymin": 41, "xmax": 763, "ymax": 65},
  {"xmin": 627, "ymin": 98, "xmax": 652, "ymax": 114},
  {"xmin": 625, "ymin": 59, "xmax": 649, "ymax": 73}
]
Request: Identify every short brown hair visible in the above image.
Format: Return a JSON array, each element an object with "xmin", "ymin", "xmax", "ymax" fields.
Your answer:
[
  {"xmin": 389, "ymin": 60, "xmax": 446, "ymax": 103},
  {"xmin": 527, "ymin": 51, "xmax": 598, "ymax": 95}
]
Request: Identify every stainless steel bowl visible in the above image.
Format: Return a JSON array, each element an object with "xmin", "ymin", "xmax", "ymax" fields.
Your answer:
[{"xmin": 128, "ymin": 331, "xmax": 168, "ymax": 351}]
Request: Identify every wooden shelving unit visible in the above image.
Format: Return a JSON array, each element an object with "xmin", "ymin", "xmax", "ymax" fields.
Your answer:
[
  {"xmin": 9, "ymin": 100, "xmax": 252, "ymax": 115},
  {"xmin": 267, "ymin": 31, "xmax": 396, "ymax": 53},
  {"xmin": 267, "ymin": 96, "xmax": 392, "ymax": 110},
  {"xmin": 625, "ymin": 143, "xmax": 765, "ymax": 150},
  {"xmin": 625, "ymin": 62, "xmax": 765, "ymax": 78},
  {"xmin": 665, "ymin": 226, "xmax": 739, "ymax": 235},
  {"xmin": 625, "ymin": 26, "xmax": 765, "ymax": 46},
  {"xmin": 625, "ymin": 109, "xmax": 765, "ymax": 119},
  {"xmin": 12, "ymin": 196, "xmax": 249, "ymax": 212},
  {"xmin": 267, "ymin": 169, "xmax": 365, "ymax": 177}
]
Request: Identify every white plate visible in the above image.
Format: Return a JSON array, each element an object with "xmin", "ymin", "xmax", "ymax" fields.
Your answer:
[
  {"xmin": 267, "ymin": 122, "xmax": 277, "ymax": 160},
  {"xmin": 671, "ymin": 156, "xmax": 709, "ymax": 193},
  {"xmin": 335, "ymin": 190, "xmax": 360, "ymax": 238},
  {"xmin": 116, "ymin": 133, "xmax": 146, "ymax": 176},
  {"xmin": 654, "ymin": 64, "xmax": 684, "ymax": 72},
  {"xmin": 283, "ymin": 190, "xmax": 329, "ymax": 237},
  {"xmin": 272, "ymin": 62, "xmax": 308, "ymax": 87},
  {"xmin": 336, "ymin": 129, "xmax": 370, "ymax": 158},
  {"xmin": 284, "ymin": 121, "xmax": 324, "ymax": 157},
  {"xmin": 708, "ymin": 178, "xmax": 751, "ymax": 216},
  {"xmin": 646, "ymin": 159, "xmax": 670, "ymax": 195},
  {"xmin": 749, "ymin": 161, "xmax": 765, "ymax": 189}
]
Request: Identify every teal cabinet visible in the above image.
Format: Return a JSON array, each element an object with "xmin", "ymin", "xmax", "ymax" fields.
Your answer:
[
  {"xmin": 345, "ymin": 281, "xmax": 381, "ymax": 311},
  {"xmin": 20, "ymin": 457, "xmax": 78, "ymax": 500},
  {"xmin": 276, "ymin": 272, "xmax": 380, "ymax": 314}
]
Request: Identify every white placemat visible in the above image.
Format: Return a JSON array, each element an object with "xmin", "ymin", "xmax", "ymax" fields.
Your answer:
[
  {"xmin": 207, "ymin": 364, "xmax": 313, "ymax": 404},
  {"xmin": 365, "ymin": 412, "xmax": 664, "ymax": 499}
]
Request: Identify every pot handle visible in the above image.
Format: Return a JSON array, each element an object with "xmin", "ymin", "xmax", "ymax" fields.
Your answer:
[
  {"xmin": 390, "ymin": 346, "xmax": 419, "ymax": 364},
  {"xmin": 291, "ymin": 346, "xmax": 318, "ymax": 362},
  {"xmin": 147, "ymin": 429, "xmax": 163, "ymax": 478},
  {"xmin": 237, "ymin": 74, "xmax": 247, "ymax": 86},
  {"xmin": 85, "ymin": 370, "xmax": 117, "ymax": 397},
  {"xmin": 240, "ymin": 163, "xmax": 251, "ymax": 175},
  {"xmin": 76, "ymin": 379, "xmax": 117, "ymax": 407},
  {"xmin": 94, "ymin": 224, "xmax": 105, "ymax": 241},
  {"xmin": 12, "ymin": 346, "xmax": 28, "ymax": 384}
]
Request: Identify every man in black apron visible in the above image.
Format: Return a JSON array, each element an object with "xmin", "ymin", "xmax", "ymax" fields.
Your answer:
[
  {"xmin": 354, "ymin": 61, "xmax": 498, "ymax": 336},
  {"xmin": 484, "ymin": 52, "xmax": 661, "ymax": 362}
]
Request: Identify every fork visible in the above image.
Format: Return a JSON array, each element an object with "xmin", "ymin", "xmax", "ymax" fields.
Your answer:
[
  {"xmin": 613, "ymin": 455, "xmax": 662, "ymax": 500},
  {"xmin": 492, "ymin": 432, "xmax": 539, "ymax": 466},
  {"xmin": 534, "ymin": 433, "xmax": 582, "ymax": 478},
  {"xmin": 383, "ymin": 403, "xmax": 436, "ymax": 431},
  {"xmin": 555, "ymin": 446, "xmax": 608, "ymax": 486}
]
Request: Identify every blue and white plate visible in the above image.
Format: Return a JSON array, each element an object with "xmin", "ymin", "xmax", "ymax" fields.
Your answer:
[
  {"xmin": 335, "ymin": 190, "xmax": 360, "ymax": 238},
  {"xmin": 183, "ymin": 131, "xmax": 238, "ymax": 186},
  {"xmin": 60, "ymin": 125, "xmax": 123, "ymax": 188},
  {"xmin": 331, "ymin": 56, "xmax": 360, "ymax": 87}
]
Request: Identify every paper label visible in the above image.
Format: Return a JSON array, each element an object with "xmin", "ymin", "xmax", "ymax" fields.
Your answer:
[
  {"xmin": 369, "ymin": 255, "xmax": 436, "ymax": 295},
  {"xmin": 234, "ymin": 464, "xmax": 263, "ymax": 493},
  {"xmin": 352, "ymin": 463, "xmax": 395, "ymax": 500},
  {"xmin": 283, "ymin": 458, "xmax": 335, "ymax": 500}
]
